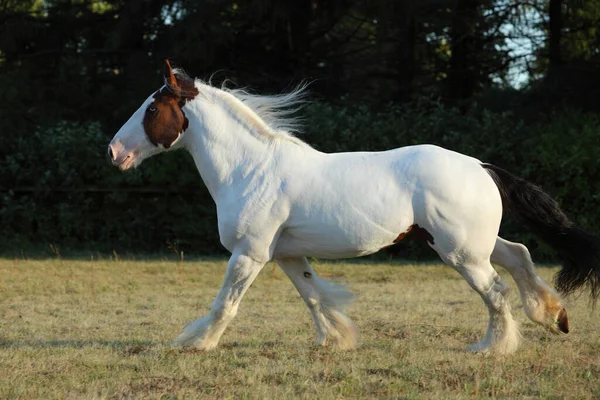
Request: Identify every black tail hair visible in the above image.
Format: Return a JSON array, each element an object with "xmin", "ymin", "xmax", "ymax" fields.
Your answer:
[{"xmin": 482, "ymin": 163, "xmax": 600, "ymax": 302}]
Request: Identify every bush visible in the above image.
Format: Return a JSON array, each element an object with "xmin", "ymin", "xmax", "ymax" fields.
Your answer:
[
  {"xmin": 0, "ymin": 121, "xmax": 220, "ymax": 256},
  {"xmin": 1, "ymin": 103, "xmax": 599, "ymax": 260}
]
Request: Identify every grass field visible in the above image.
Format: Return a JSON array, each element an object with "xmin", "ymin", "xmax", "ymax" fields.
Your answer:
[{"xmin": 1, "ymin": 257, "xmax": 599, "ymax": 399}]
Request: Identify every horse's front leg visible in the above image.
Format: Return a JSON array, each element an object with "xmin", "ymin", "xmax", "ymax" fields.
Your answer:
[{"xmin": 174, "ymin": 252, "xmax": 266, "ymax": 349}]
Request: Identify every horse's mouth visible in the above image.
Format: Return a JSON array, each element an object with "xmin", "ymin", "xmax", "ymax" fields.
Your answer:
[{"xmin": 115, "ymin": 155, "xmax": 135, "ymax": 171}]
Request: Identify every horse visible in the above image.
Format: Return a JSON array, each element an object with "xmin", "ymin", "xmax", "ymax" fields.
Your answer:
[{"xmin": 108, "ymin": 60, "xmax": 600, "ymax": 354}]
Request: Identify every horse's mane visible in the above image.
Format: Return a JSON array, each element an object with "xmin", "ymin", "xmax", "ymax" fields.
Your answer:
[{"xmin": 166, "ymin": 69, "xmax": 310, "ymax": 146}]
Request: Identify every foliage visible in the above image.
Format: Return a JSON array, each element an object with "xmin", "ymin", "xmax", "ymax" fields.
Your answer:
[
  {"xmin": 2, "ymin": 105, "xmax": 598, "ymax": 260},
  {"xmin": 1, "ymin": 0, "xmax": 599, "ymax": 258},
  {"xmin": 2, "ymin": 0, "xmax": 599, "ymax": 138},
  {"xmin": 0, "ymin": 121, "xmax": 217, "ymax": 255}
]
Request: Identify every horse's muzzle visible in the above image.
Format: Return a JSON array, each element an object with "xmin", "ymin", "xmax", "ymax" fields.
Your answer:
[{"xmin": 107, "ymin": 142, "xmax": 132, "ymax": 169}]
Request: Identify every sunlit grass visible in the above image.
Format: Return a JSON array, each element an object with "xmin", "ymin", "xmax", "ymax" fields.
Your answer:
[{"xmin": 0, "ymin": 258, "xmax": 598, "ymax": 399}]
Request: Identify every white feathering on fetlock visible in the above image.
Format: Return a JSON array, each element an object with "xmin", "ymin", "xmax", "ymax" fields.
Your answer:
[{"xmin": 313, "ymin": 276, "xmax": 358, "ymax": 349}]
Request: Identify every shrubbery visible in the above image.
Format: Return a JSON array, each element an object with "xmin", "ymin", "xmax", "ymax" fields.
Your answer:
[
  {"xmin": 1, "ymin": 101, "xmax": 598, "ymax": 259},
  {"xmin": 1, "ymin": 122, "xmax": 216, "ymax": 255}
]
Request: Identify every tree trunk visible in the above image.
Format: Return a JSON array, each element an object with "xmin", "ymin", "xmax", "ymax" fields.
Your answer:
[
  {"xmin": 288, "ymin": 0, "xmax": 312, "ymax": 74},
  {"xmin": 547, "ymin": 0, "xmax": 563, "ymax": 90},
  {"xmin": 445, "ymin": 0, "xmax": 479, "ymax": 103},
  {"xmin": 396, "ymin": 0, "xmax": 416, "ymax": 102}
]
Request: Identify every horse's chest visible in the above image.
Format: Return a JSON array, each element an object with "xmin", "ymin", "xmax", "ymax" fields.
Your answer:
[{"xmin": 215, "ymin": 194, "xmax": 288, "ymax": 252}]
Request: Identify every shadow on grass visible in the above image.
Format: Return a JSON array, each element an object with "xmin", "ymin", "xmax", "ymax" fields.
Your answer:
[
  {"xmin": 0, "ymin": 338, "xmax": 288, "ymax": 353},
  {"xmin": 0, "ymin": 338, "xmax": 157, "ymax": 350}
]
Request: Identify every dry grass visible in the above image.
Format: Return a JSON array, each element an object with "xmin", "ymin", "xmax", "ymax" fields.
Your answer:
[{"xmin": 0, "ymin": 257, "xmax": 599, "ymax": 399}]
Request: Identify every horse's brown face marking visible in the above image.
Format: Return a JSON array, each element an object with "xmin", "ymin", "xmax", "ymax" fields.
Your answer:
[
  {"xmin": 143, "ymin": 89, "xmax": 188, "ymax": 148},
  {"xmin": 142, "ymin": 60, "xmax": 199, "ymax": 148}
]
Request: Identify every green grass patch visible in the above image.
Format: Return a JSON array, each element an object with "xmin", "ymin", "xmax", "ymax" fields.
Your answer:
[{"xmin": 0, "ymin": 258, "xmax": 598, "ymax": 399}]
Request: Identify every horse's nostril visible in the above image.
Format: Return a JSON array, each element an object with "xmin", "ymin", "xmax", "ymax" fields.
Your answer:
[{"xmin": 108, "ymin": 146, "xmax": 114, "ymax": 160}]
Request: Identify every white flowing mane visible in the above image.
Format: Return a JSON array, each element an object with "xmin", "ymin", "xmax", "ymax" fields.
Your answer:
[{"xmin": 168, "ymin": 69, "xmax": 310, "ymax": 146}]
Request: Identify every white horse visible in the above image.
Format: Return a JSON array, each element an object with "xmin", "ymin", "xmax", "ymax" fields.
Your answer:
[{"xmin": 108, "ymin": 60, "xmax": 600, "ymax": 354}]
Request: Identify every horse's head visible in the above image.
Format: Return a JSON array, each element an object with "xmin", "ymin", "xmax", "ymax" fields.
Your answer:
[{"xmin": 108, "ymin": 60, "xmax": 199, "ymax": 170}]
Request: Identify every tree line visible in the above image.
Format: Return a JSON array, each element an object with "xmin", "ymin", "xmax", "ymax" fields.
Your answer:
[
  {"xmin": 0, "ymin": 0, "xmax": 599, "ymax": 256},
  {"xmin": 2, "ymin": 0, "xmax": 599, "ymax": 128}
]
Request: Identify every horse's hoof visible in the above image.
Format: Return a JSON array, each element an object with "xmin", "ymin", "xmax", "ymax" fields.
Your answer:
[
  {"xmin": 556, "ymin": 307, "xmax": 569, "ymax": 334},
  {"xmin": 468, "ymin": 341, "xmax": 490, "ymax": 354}
]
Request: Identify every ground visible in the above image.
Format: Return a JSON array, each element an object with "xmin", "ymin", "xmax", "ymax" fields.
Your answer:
[{"xmin": 0, "ymin": 257, "xmax": 599, "ymax": 399}]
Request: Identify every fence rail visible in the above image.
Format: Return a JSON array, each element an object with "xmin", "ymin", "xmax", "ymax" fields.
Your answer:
[{"xmin": 0, "ymin": 186, "xmax": 200, "ymax": 194}]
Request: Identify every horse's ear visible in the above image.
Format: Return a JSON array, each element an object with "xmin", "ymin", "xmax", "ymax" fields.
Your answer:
[{"xmin": 164, "ymin": 59, "xmax": 178, "ymax": 88}]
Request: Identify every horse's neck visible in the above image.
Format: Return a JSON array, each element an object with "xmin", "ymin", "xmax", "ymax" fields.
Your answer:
[{"xmin": 181, "ymin": 99, "xmax": 281, "ymax": 201}]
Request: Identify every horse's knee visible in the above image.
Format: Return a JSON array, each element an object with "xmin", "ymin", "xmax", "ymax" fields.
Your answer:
[
  {"xmin": 469, "ymin": 272, "xmax": 511, "ymax": 312},
  {"xmin": 510, "ymin": 242, "xmax": 533, "ymax": 270},
  {"xmin": 492, "ymin": 238, "xmax": 533, "ymax": 276},
  {"xmin": 494, "ymin": 275, "xmax": 511, "ymax": 296}
]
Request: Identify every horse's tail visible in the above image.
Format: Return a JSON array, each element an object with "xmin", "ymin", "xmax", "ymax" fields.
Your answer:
[{"xmin": 482, "ymin": 163, "xmax": 600, "ymax": 302}]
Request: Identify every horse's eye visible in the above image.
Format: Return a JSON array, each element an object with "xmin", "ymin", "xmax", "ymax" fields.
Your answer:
[{"xmin": 147, "ymin": 105, "xmax": 157, "ymax": 114}]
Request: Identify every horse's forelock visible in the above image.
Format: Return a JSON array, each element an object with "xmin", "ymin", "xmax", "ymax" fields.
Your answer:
[{"xmin": 164, "ymin": 68, "xmax": 199, "ymax": 100}]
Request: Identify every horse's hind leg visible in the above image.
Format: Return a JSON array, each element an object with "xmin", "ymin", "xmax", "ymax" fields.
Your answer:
[
  {"xmin": 491, "ymin": 237, "xmax": 569, "ymax": 333},
  {"xmin": 450, "ymin": 259, "xmax": 521, "ymax": 354},
  {"xmin": 430, "ymin": 228, "xmax": 519, "ymax": 353},
  {"xmin": 275, "ymin": 257, "xmax": 358, "ymax": 349}
]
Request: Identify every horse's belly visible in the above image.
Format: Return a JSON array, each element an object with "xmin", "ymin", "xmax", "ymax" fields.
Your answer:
[
  {"xmin": 273, "ymin": 218, "xmax": 410, "ymax": 259},
  {"xmin": 273, "ymin": 231, "xmax": 379, "ymax": 259}
]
